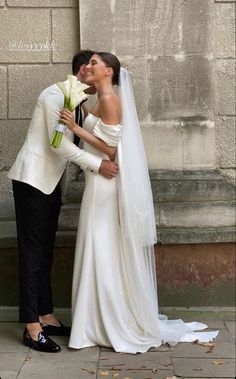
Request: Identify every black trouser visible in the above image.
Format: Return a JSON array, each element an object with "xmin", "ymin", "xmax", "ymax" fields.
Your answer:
[{"xmin": 12, "ymin": 180, "xmax": 61, "ymax": 323}]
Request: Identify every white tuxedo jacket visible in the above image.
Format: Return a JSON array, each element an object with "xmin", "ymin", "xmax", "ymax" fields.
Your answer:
[{"xmin": 8, "ymin": 81, "xmax": 102, "ymax": 194}]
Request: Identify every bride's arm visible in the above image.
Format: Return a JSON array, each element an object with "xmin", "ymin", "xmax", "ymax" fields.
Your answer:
[{"xmin": 60, "ymin": 96, "xmax": 119, "ymax": 159}]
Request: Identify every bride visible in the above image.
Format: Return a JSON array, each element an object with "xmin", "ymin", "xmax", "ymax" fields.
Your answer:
[{"xmin": 60, "ymin": 52, "xmax": 218, "ymax": 354}]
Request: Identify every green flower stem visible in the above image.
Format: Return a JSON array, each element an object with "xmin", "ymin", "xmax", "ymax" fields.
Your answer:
[{"xmin": 50, "ymin": 101, "xmax": 78, "ymax": 148}]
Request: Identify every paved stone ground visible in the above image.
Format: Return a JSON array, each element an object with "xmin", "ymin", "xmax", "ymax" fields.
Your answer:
[{"xmin": 0, "ymin": 314, "xmax": 235, "ymax": 379}]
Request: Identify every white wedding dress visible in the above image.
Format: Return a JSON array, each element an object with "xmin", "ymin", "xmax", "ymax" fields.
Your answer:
[{"xmin": 68, "ymin": 112, "xmax": 218, "ymax": 354}]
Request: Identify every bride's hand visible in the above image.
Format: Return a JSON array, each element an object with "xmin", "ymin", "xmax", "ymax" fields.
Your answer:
[{"xmin": 59, "ymin": 109, "xmax": 77, "ymax": 132}]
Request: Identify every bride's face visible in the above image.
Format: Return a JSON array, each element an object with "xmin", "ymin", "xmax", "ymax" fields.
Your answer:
[{"xmin": 85, "ymin": 54, "xmax": 112, "ymax": 84}]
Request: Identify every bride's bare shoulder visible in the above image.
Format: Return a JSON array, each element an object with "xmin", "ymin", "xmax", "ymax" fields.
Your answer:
[{"xmin": 99, "ymin": 94, "xmax": 121, "ymax": 124}]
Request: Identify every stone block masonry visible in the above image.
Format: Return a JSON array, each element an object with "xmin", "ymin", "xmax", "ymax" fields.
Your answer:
[{"xmin": 0, "ymin": 1, "xmax": 80, "ymax": 209}]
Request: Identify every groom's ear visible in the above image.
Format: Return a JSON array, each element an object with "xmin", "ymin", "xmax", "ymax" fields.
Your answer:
[{"xmin": 76, "ymin": 64, "xmax": 87, "ymax": 82}]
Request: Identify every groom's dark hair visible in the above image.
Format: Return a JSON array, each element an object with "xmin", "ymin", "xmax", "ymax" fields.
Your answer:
[{"xmin": 72, "ymin": 50, "xmax": 95, "ymax": 75}]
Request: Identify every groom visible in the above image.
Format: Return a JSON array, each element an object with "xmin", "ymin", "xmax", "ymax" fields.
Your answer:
[{"xmin": 8, "ymin": 50, "xmax": 119, "ymax": 353}]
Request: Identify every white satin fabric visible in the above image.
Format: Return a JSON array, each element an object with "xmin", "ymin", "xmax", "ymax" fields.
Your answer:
[{"xmin": 69, "ymin": 113, "xmax": 218, "ymax": 354}]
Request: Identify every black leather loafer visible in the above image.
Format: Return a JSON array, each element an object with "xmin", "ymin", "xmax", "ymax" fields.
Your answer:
[
  {"xmin": 23, "ymin": 328, "xmax": 61, "ymax": 353},
  {"xmin": 41, "ymin": 320, "xmax": 71, "ymax": 336}
]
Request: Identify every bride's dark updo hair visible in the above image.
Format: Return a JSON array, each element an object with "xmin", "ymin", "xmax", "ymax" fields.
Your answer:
[{"xmin": 96, "ymin": 52, "xmax": 120, "ymax": 85}]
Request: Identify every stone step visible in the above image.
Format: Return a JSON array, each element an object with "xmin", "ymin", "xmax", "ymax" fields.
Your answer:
[
  {"xmin": 0, "ymin": 219, "xmax": 235, "ymax": 247},
  {"xmin": 0, "ymin": 220, "xmax": 76, "ymax": 248},
  {"xmin": 58, "ymin": 201, "xmax": 235, "ymax": 230},
  {"xmin": 157, "ymin": 226, "xmax": 236, "ymax": 244},
  {"xmin": 59, "ymin": 168, "xmax": 236, "ymax": 244},
  {"xmin": 64, "ymin": 169, "xmax": 235, "ymax": 204},
  {"xmin": 1, "ymin": 170, "xmax": 235, "ymax": 245},
  {"xmin": 157, "ymin": 201, "xmax": 235, "ymax": 228}
]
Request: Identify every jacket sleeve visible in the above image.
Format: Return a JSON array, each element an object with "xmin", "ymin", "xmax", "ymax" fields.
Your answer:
[{"xmin": 43, "ymin": 92, "xmax": 102, "ymax": 173}]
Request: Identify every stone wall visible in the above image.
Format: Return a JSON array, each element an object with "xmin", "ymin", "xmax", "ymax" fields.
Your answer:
[
  {"xmin": 0, "ymin": 0, "xmax": 80, "ymax": 215},
  {"xmin": 79, "ymin": 0, "xmax": 235, "ymax": 174},
  {"xmin": 80, "ymin": 0, "xmax": 216, "ymax": 170},
  {"xmin": 214, "ymin": 0, "xmax": 236, "ymax": 181},
  {"xmin": 0, "ymin": 0, "xmax": 235, "ymax": 213}
]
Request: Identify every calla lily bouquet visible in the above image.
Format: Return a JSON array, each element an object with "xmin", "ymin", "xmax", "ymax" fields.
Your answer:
[{"xmin": 50, "ymin": 75, "xmax": 89, "ymax": 148}]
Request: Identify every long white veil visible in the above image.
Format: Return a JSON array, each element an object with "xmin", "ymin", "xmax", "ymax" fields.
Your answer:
[
  {"xmin": 116, "ymin": 68, "xmax": 160, "ymax": 338},
  {"xmin": 116, "ymin": 67, "xmax": 219, "ymax": 346},
  {"xmin": 118, "ymin": 68, "xmax": 157, "ymax": 247}
]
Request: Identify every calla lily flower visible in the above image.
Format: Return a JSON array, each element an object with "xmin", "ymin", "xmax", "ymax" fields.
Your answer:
[
  {"xmin": 50, "ymin": 75, "xmax": 90, "ymax": 148},
  {"xmin": 68, "ymin": 74, "xmax": 77, "ymax": 89}
]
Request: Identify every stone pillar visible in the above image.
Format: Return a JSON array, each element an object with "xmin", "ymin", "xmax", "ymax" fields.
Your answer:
[{"xmin": 79, "ymin": 0, "xmax": 216, "ymax": 169}]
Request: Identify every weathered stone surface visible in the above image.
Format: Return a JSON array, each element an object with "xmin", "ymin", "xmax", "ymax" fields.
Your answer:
[
  {"xmin": 214, "ymin": 2, "xmax": 235, "ymax": 58},
  {"xmin": 112, "ymin": 0, "xmax": 183, "ymax": 57},
  {"xmin": 99, "ymin": 349, "xmax": 172, "ymax": 370},
  {"xmin": 0, "ymin": 222, "xmax": 17, "ymax": 248},
  {"xmin": 219, "ymin": 168, "xmax": 236, "ymax": 185},
  {"xmin": 0, "ymin": 372, "xmax": 17, "ymax": 379},
  {"xmin": 0, "ymin": 123, "xmax": 25, "ymax": 206},
  {"xmin": 8, "ymin": 64, "xmax": 71, "ymax": 119},
  {"xmin": 215, "ymin": 116, "xmax": 236, "ymax": 168},
  {"xmin": 158, "ymin": 201, "xmax": 235, "ymax": 228},
  {"xmin": 2, "ymin": 169, "xmax": 235, "ymax": 245},
  {"xmin": 157, "ymin": 227, "xmax": 236, "ymax": 244},
  {"xmin": 215, "ymin": 59, "xmax": 235, "ymax": 116},
  {"xmin": 17, "ymin": 348, "xmax": 99, "ymax": 379},
  {"xmin": 110, "ymin": 370, "xmax": 174, "ymax": 379},
  {"xmin": 80, "ymin": 0, "xmax": 113, "ymax": 52},
  {"xmin": 141, "ymin": 122, "xmax": 183, "ymax": 169},
  {"xmin": 183, "ymin": 120, "xmax": 215, "ymax": 168},
  {"xmin": 0, "ymin": 323, "xmax": 28, "ymax": 353},
  {"xmin": 172, "ymin": 341, "xmax": 235, "ymax": 359},
  {"xmin": 149, "ymin": 57, "xmax": 214, "ymax": 121},
  {"xmin": 142, "ymin": 120, "xmax": 216, "ymax": 170},
  {"xmin": 213, "ymin": 328, "xmax": 235, "ymax": 342},
  {"xmin": 179, "ymin": 0, "xmax": 214, "ymax": 56},
  {"xmin": 58, "ymin": 203, "xmax": 80, "ymax": 231},
  {"xmin": 0, "ymin": 66, "xmax": 7, "ymax": 119},
  {"xmin": 225, "ymin": 320, "xmax": 236, "ymax": 339},
  {"xmin": 81, "ymin": 0, "xmax": 214, "ymax": 58},
  {"xmin": 0, "ymin": 0, "xmax": 5, "ymax": 7},
  {"xmin": 63, "ymin": 179, "xmax": 85, "ymax": 204},
  {"xmin": 52, "ymin": 8, "xmax": 80, "ymax": 63},
  {"xmin": 79, "ymin": 0, "xmax": 219, "ymax": 174},
  {"xmin": 0, "ymin": 352, "xmax": 26, "ymax": 371},
  {"xmin": 0, "ymin": 242, "xmax": 235, "ymax": 306},
  {"xmin": 0, "ymin": 172, "xmax": 14, "ymax": 210},
  {"xmin": 0, "ymin": 9, "xmax": 50, "ymax": 63},
  {"xmin": 151, "ymin": 174, "xmax": 236, "ymax": 203},
  {"xmin": 0, "ymin": 316, "xmax": 235, "ymax": 379},
  {"xmin": 68, "ymin": 169, "xmax": 236, "ymax": 205},
  {"xmin": 156, "ymin": 243, "xmax": 235, "ymax": 298},
  {"xmin": 123, "ymin": 58, "xmax": 149, "ymax": 121},
  {"xmin": 0, "ymin": 120, "xmax": 28, "ymax": 170},
  {"xmin": 7, "ymin": 0, "xmax": 77, "ymax": 6},
  {"xmin": 150, "ymin": 169, "xmax": 225, "ymax": 181},
  {"xmin": 94, "ymin": 347, "xmax": 173, "ymax": 379},
  {"xmin": 173, "ymin": 357, "xmax": 235, "ymax": 377}
]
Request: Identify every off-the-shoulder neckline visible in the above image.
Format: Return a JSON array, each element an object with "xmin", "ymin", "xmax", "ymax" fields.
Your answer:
[
  {"xmin": 87, "ymin": 112, "xmax": 99, "ymax": 119},
  {"xmin": 87, "ymin": 112, "xmax": 122, "ymax": 127}
]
